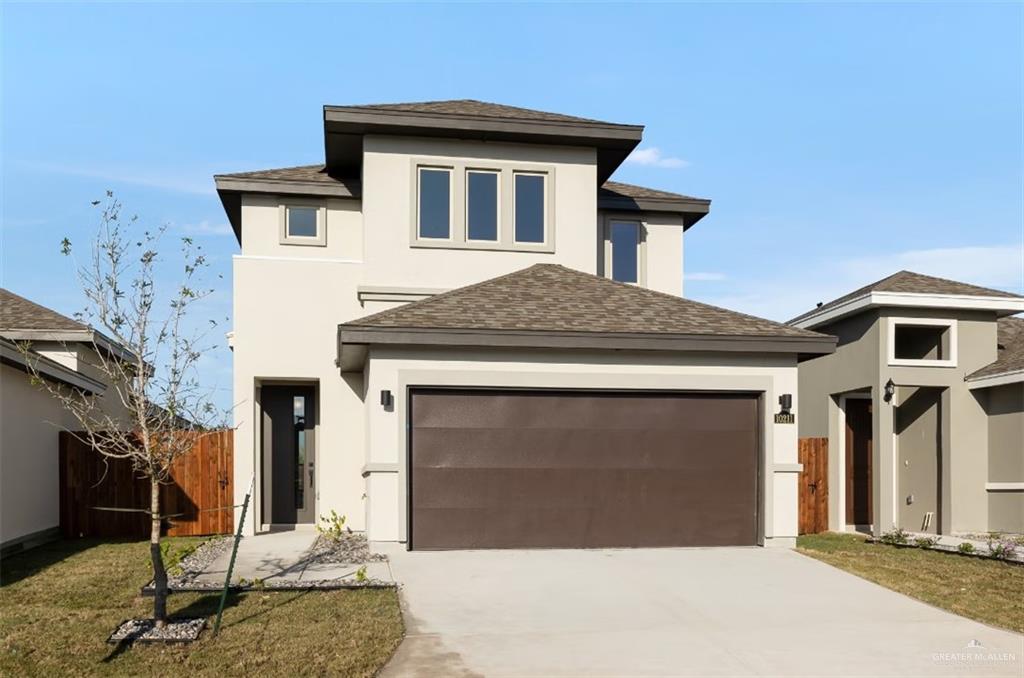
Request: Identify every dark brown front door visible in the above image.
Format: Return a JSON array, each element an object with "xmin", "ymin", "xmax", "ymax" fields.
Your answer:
[
  {"xmin": 845, "ymin": 398, "xmax": 873, "ymax": 526},
  {"xmin": 262, "ymin": 385, "xmax": 316, "ymax": 525},
  {"xmin": 409, "ymin": 389, "xmax": 760, "ymax": 550}
]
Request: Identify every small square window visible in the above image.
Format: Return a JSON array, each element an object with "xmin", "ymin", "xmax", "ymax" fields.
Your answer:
[
  {"xmin": 514, "ymin": 173, "xmax": 545, "ymax": 244},
  {"xmin": 609, "ymin": 221, "xmax": 640, "ymax": 283},
  {"xmin": 287, "ymin": 207, "xmax": 319, "ymax": 238},
  {"xmin": 887, "ymin": 318, "xmax": 957, "ymax": 367},
  {"xmin": 466, "ymin": 170, "xmax": 499, "ymax": 241},
  {"xmin": 418, "ymin": 168, "xmax": 451, "ymax": 239}
]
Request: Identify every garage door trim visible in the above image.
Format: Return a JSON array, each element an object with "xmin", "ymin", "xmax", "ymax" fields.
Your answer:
[{"xmin": 405, "ymin": 386, "xmax": 765, "ymax": 550}]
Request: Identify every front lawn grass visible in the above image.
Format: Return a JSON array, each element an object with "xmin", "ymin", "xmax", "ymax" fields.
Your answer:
[
  {"xmin": 0, "ymin": 537, "xmax": 404, "ymax": 677},
  {"xmin": 798, "ymin": 532, "xmax": 1024, "ymax": 633}
]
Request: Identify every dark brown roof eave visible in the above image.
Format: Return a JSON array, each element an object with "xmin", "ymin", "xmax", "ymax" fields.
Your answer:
[{"xmin": 337, "ymin": 325, "xmax": 837, "ymax": 370}]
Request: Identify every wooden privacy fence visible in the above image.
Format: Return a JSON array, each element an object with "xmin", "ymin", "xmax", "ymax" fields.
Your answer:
[
  {"xmin": 798, "ymin": 437, "xmax": 829, "ymax": 535},
  {"xmin": 59, "ymin": 430, "xmax": 234, "ymax": 538}
]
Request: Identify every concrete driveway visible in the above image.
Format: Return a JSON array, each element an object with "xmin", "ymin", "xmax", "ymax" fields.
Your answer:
[{"xmin": 375, "ymin": 545, "xmax": 1023, "ymax": 677}]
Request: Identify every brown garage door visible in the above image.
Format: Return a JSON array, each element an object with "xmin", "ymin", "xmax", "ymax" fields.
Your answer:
[{"xmin": 409, "ymin": 389, "xmax": 760, "ymax": 550}]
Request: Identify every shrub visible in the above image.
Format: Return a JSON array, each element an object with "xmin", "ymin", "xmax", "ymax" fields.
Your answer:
[
  {"xmin": 879, "ymin": 528, "xmax": 909, "ymax": 546},
  {"xmin": 355, "ymin": 565, "xmax": 368, "ymax": 583},
  {"xmin": 914, "ymin": 536, "xmax": 939, "ymax": 548},
  {"xmin": 317, "ymin": 510, "xmax": 348, "ymax": 541},
  {"xmin": 957, "ymin": 542, "xmax": 975, "ymax": 554},
  {"xmin": 987, "ymin": 537, "xmax": 1019, "ymax": 560}
]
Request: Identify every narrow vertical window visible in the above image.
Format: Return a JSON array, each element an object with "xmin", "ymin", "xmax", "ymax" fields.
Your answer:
[
  {"xmin": 514, "ymin": 173, "xmax": 545, "ymax": 244},
  {"xmin": 610, "ymin": 221, "xmax": 640, "ymax": 283},
  {"xmin": 466, "ymin": 170, "xmax": 499, "ymax": 241},
  {"xmin": 418, "ymin": 168, "xmax": 451, "ymax": 239},
  {"xmin": 293, "ymin": 396, "xmax": 306, "ymax": 510}
]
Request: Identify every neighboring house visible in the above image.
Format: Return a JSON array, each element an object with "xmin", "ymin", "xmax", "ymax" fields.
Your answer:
[
  {"xmin": 0, "ymin": 289, "xmax": 132, "ymax": 553},
  {"xmin": 791, "ymin": 271, "xmax": 1024, "ymax": 537},
  {"xmin": 215, "ymin": 100, "xmax": 836, "ymax": 549}
]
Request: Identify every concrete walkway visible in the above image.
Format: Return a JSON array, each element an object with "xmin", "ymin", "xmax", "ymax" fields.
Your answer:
[
  {"xmin": 376, "ymin": 544, "xmax": 1023, "ymax": 677},
  {"xmin": 194, "ymin": 528, "xmax": 393, "ymax": 585}
]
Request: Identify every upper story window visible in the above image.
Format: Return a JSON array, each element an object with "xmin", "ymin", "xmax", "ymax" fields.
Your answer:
[
  {"xmin": 279, "ymin": 204, "xmax": 326, "ymax": 246},
  {"xmin": 466, "ymin": 170, "xmax": 499, "ymax": 242},
  {"xmin": 513, "ymin": 173, "xmax": 546, "ymax": 244},
  {"xmin": 887, "ymin": 317, "xmax": 957, "ymax": 368},
  {"xmin": 602, "ymin": 217, "xmax": 644, "ymax": 285},
  {"xmin": 608, "ymin": 220, "xmax": 640, "ymax": 283},
  {"xmin": 410, "ymin": 159, "xmax": 554, "ymax": 253},
  {"xmin": 417, "ymin": 167, "xmax": 452, "ymax": 239}
]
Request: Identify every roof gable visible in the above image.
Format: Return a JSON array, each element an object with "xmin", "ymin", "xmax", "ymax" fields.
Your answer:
[
  {"xmin": 345, "ymin": 264, "xmax": 826, "ymax": 339},
  {"xmin": 967, "ymin": 316, "xmax": 1024, "ymax": 382},
  {"xmin": 790, "ymin": 270, "xmax": 1023, "ymax": 327}
]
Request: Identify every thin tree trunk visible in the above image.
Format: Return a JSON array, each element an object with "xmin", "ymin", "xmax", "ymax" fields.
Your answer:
[{"xmin": 150, "ymin": 478, "xmax": 168, "ymax": 627}]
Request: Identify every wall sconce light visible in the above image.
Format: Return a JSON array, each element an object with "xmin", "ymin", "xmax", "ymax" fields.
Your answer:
[
  {"xmin": 778, "ymin": 393, "xmax": 793, "ymax": 414},
  {"xmin": 883, "ymin": 379, "xmax": 895, "ymax": 403},
  {"xmin": 380, "ymin": 389, "xmax": 393, "ymax": 409}
]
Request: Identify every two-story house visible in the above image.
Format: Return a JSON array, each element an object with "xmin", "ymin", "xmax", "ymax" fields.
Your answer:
[
  {"xmin": 215, "ymin": 100, "xmax": 835, "ymax": 549},
  {"xmin": 791, "ymin": 271, "xmax": 1024, "ymax": 537}
]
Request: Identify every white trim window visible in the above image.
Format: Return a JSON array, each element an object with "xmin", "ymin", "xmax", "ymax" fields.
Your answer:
[
  {"xmin": 466, "ymin": 169, "xmax": 499, "ymax": 242},
  {"xmin": 279, "ymin": 204, "xmax": 327, "ymax": 246},
  {"xmin": 513, "ymin": 172, "xmax": 547, "ymax": 245},
  {"xmin": 887, "ymin": 317, "xmax": 957, "ymax": 367},
  {"xmin": 417, "ymin": 166, "xmax": 453, "ymax": 240}
]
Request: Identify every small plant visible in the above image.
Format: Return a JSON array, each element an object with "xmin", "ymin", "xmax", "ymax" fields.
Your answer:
[
  {"xmin": 913, "ymin": 536, "xmax": 939, "ymax": 548},
  {"xmin": 879, "ymin": 527, "xmax": 909, "ymax": 546},
  {"xmin": 317, "ymin": 510, "xmax": 348, "ymax": 541},
  {"xmin": 354, "ymin": 565, "xmax": 368, "ymax": 583},
  {"xmin": 987, "ymin": 537, "xmax": 1019, "ymax": 560},
  {"xmin": 251, "ymin": 577, "xmax": 265, "ymax": 591},
  {"xmin": 957, "ymin": 542, "xmax": 975, "ymax": 554}
]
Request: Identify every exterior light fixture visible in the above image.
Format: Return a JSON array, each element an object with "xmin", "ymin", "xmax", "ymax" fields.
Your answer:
[
  {"xmin": 380, "ymin": 389, "xmax": 393, "ymax": 409},
  {"xmin": 778, "ymin": 393, "xmax": 793, "ymax": 414},
  {"xmin": 883, "ymin": 379, "xmax": 895, "ymax": 403}
]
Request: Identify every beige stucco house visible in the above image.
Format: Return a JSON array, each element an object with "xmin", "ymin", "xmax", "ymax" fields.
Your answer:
[
  {"xmin": 0, "ymin": 289, "xmax": 132, "ymax": 554},
  {"xmin": 791, "ymin": 271, "xmax": 1024, "ymax": 537},
  {"xmin": 215, "ymin": 100, "xmax": 836, "ymax": 549}
]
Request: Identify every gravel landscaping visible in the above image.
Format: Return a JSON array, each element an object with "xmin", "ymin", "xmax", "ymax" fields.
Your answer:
[
  {"xmin": 168, "ymin": 536, "xmax": 231, "ymax": 586},
  {"xmin": 307, "ymin": 532, "xmax": 388, "ymax": 564},
  {"xmin": 107, "ymin": 617, "xmax": 206, "ymax": 644}
]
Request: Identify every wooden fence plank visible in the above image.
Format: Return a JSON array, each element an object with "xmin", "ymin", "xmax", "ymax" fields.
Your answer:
[{"xmin": 59, "ymin": 430, "xmax": 234, "ymax": 539}]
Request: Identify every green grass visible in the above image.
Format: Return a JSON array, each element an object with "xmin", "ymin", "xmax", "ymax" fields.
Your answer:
[
  {"xmin": 0, "ymin": 537, "xmax": 404, "ymax": 677},
  {"xmin": 798, "ymin": 532, "xmax": 1024, "ymax": 633}
]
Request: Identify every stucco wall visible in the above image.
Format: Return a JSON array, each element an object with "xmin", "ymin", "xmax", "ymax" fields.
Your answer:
[
  {"xmin": 983, "ymin": 383, "xmax": 1024, "ymax": 533},
  {"xmin": 361, "ymin": 346, "xmax": 801, "ymax": 546},
  {"xmin": 0, "ymin": 364, "xmax": 76, "ymax": 546}
]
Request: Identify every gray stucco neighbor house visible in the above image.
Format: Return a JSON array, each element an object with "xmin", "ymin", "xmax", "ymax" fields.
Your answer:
[{"xmin": 791, "ymin": 270, "xmax": 1024, "ymax": 537}]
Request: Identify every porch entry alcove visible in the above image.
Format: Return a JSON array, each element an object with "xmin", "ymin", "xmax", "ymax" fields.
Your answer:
[{"xmin": 260, "ymin": 384, "xmax": 318, "ymax": 526}]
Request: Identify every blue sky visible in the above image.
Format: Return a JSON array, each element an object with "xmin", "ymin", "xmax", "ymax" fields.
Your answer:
[{"xmin": 2, "ymin": 2, "xmax": 1022, "ymax": 412}]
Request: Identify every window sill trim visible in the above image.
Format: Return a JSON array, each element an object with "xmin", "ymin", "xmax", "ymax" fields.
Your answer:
[{"xmin": 887, "ymin": 359, "xmax": 957, "ymax": 368}]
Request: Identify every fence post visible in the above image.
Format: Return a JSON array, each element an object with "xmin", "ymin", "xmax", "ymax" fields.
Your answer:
[{"xmin": 213, "ymin": 474, "xmax": 254, "ymax": 635}]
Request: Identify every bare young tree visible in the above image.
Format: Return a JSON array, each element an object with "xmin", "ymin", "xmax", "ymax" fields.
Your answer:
[{"xmin": 20, "ymin": 192, "xmax": 223, "ymax": 627}]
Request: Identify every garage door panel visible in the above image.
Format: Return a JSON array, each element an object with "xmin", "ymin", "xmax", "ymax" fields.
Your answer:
[
  {"xmin": 412, "ymin": 390, "xmax": 755, "ymax": 432},
  {"xmin": 410, "ymin": 389, "xmax": 759, "ymax": 550},
  {"xmin": 412, "ymin": 428, "xmax": 757, "ymax": 471}
]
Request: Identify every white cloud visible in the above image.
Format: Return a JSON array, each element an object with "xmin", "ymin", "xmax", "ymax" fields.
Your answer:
[
  {"xmin": 27, "ymin": 163, "xmax": 215, "ymax": 195},
  {"xmin": 180, "ymin": 220, "xmax": 234, "ymax": 237},
  {"xmin": 684, "ymin": 272, "xmax": 727, "ymax": 282},
  {"xmin": 624, "ymin": 147, "xmax": 689, "ymax": 169},
  {"xmin": 696, "ymin": 243, "xmax": 1023, "ymax": 323}
]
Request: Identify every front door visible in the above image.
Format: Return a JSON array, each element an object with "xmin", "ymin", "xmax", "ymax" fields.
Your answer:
[
  {"xmin": 845, "ymin": 398, "xmax": 873, "ymax": 527},
  {"xmin": 261, "ymin": 385, "xmax": 316, "ymax": 525}
]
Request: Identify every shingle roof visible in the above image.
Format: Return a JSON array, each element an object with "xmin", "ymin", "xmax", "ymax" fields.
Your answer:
[
  {"xmin": 790, "ymin": 270, "xmax": 1022, "ymax": 324},
  {"xmin": 216, "ymin": 164, "xmax": 340, "ymax": 184},
  {"xmin": 336, "ymin": 99, "xmax": 622, "ymax": 126},
  {"xmin": 968, "ymin": 316, "xmax": 1024, "ymax": 381},
  {"xmin": 0, "ymin": 288, "xmax": 86, "ymax": 333},
  {"xmin": 215, "ymin": 165, "xmax": 708, "ymax": 205},
  {"xmin": 600, "ymin": 180, "xmax": 706, "ymax": 203},
  {"xmin": 343, "ymin": 264, "xmax": 825, "ymax": 339}
]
